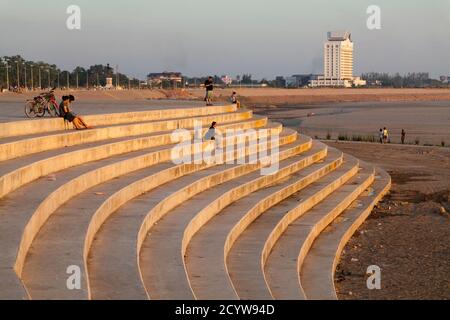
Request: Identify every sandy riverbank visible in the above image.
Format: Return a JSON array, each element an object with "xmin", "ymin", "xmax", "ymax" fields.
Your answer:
[
  {"xmin": 323, "ymin": 141, "xmax": 450, "ymax": 300},
  {"xmin": 194, "ymin": 87, "xmax": 450, "ymax": 106},
  {"xmin": 2, "ymin": 87, "xmax": 450, "ymax": 105}
]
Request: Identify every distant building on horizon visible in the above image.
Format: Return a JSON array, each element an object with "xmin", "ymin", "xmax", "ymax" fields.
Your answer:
[
  {"xmin": 440, "ymin": 75, "xmax": 450, "ymax": 84},
  {"xmin": 286, "ymin": 74, "xmax": 320, "ymax": 88},
  {"xmin": 310, "ymin": 31, "xmax": 366, "ymax": 88},
  {"xmin": 147, "ymin": 72, "xmax": 183, "ymax": 88}
]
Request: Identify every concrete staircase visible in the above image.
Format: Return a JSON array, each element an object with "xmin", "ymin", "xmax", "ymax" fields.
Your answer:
[{"xmin": 0, "ymin": 104, "xmax": 390, "ymax": 300}]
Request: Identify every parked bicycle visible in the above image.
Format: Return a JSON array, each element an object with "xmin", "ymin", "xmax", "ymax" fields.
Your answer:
[{"xmin": 25, "ymin": 90, "xmax": 59, "ymax": 118}]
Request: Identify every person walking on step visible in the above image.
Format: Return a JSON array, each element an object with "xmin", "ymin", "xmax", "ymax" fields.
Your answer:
[
  {"xmin": 204, "ymin": 121, "xmax": 217, "ymax": 141},
  {"xmin": 401, "ymin": 129, "xmax": 406, "ymax": 144},
  {"xmin": 204, "ymin": 76, "xmax": 214, "ymax": 106},
  {"xmin": 59, "ymin": 95, "xmax": 91, "ymax": 130}
]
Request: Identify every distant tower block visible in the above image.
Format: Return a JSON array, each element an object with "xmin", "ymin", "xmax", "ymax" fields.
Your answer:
[
  {"xmin": 324, "ymin": 31, "xmax": 353, "ymax": 80},
  {"xmin": 309, "ymin": 31, "xmax": 366, "ymax": 87}
]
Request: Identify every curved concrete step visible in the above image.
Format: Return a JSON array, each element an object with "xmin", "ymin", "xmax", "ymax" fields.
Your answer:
[
  {"xmin": 264, "ymin": 161, "xmax": 375, "ymax": 299},
  {"xmin": 185, "ymin": 147, "xmax": 344, "ymax": 299},
  {"xmin": 300, "ymin": 168, "xmax": 391, "ymax": 300},
  {"xmin": 13, "ymin": 118, "xmax": 269, "ymax": 275},
  {"xmin": 87, "ymin": 129, "xmax": 299, "ymax": 300},
  {"xmin": 0, "ymin": 110, "xmax": 252, "ymax": 161},
  {"xmin": 0, "ymin": 119, "xmax": 272, "ymax": 299},
  {"xmin": 0, "ymin": 105, "xmax": 237, "ymax": 139},
  {"xmin": 138, "ymin": 139, "xmax": 323, "ymax": 300},
  {"xmin": 0, "ymin": 143, "xmax": 172, "ymax": 300},
  {"xmin": 0, "ymin": 116, "xmax": 269, "ymax": 198},
  {"xmin": 22, "ymin": 162, "xmax": 178, "ymax": 299},
  {"xmin": 226, "ymin": 155, "xmax": 359, "ymax": 300},
  {"xmin": 17, "ymin": 125, "xmax": 294, "ymax": 299}
]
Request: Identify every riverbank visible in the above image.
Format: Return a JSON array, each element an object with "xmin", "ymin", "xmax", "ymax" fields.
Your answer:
[
  {"xmin": 252, "ymin": 100, "xmax": 450, "ymax": 147},
  {"xmin": 323, "ymin": 141, "xmax": 450, "ymax": 300}
]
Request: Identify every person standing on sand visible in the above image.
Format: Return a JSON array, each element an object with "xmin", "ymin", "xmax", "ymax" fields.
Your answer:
[
  {"xmin": 401, "ymin": 129, "xmax": 406, "ymax": 144},
  {"xmin": 204, "ymin": 76, "xmax": 214, "ymax": 106},
  {"xmin": 379, "ymin": 128, "xmax": 384, "ymax": 144},
  {"xmin": 383, "ymin": 127, "xmax": 389, "ymax": 144}
]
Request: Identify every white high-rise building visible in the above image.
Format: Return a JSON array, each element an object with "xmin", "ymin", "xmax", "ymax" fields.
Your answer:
[
  {"xmin": 310, "ymin": 31, "xmax": 366, "ymax": 87},
  {"xmin": 324, "ymin": 31, "xmax": 353, "ymax": 80}
]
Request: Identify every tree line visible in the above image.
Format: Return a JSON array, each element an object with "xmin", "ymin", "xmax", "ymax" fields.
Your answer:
[
  {"xmin": 361, "ymin": 72, "xmax": 445, "ymax": 88},
  {"xmin": 0, "ymin": 55, "xmax": 139, "ymax": 90}
]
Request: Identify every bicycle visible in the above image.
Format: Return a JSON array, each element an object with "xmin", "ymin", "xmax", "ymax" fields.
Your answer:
[
  {"xmin": 41, "ymin": 91, "xmax": 60, "ymax": 117},
  {"xmin": 25, "ymin": 95, "xmax": 46, "ymax": 118},
  {"xmin": 24, "ymin": 91, "xmax": 59, "ymax": 118}
]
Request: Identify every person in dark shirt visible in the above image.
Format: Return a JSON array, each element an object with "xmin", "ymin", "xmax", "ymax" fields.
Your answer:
[
  {"xmin": 204, "ymin": 76, "xmax": 214, "ymax": 106},
  {"xmin": 59, "ymin": 95, "xmax": 91, "ymax": 130}
]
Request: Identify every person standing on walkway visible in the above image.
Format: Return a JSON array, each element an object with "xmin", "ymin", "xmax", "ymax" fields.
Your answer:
[
  {"xmin": 204, "ymin": 76, "xmax": 214, "ymax": 106},
  {"xmin": 379, "ymin": 128, "xmax": 384, "ymax": 144},
  {"xmin": 401, "ymin": 129, "xmax": 406, "ymax": 144}
]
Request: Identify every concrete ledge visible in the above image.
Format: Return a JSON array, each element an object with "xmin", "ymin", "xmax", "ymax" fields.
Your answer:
[
  {"xmin": 181, "ymin": 146, "xmax": 332, "ymax": 296},
  {"xmin": 295, "ymin": 168, "xmax": 375, "ymax": 299},
  {"xmin": 179, "ymin": 143, "xmax": 327, "ymax": 299},
  {"xmin": 0, "ymin": 117, "xmax": 268, "ymax": 199},
  {"xmin": 83, "ymin": 130, "xmax": 298, "ymax": 299},
  {"xmin": 220, "ymin": 149, "xmax": 344, "ymax": 299},
  {"xmin": 13, "ymin": 119, "xmax": 278, "ymax": 280},
  {"xmin": 301, "ymin": 168, "xmax": 390, "ymax": 300},
  {"xmin": 0, "ymin": 105, "xmax": 237, "ymax": 139},
  {"xmin": 260, "ymin": 156, "xmax": 360, "ymax": 298},
  {"xmin": 0, "ymin": 110, "xmax": 252, "ymax": 162},
  {"xmin": 0, "ymin": 269, "xmax": 30, "ymax": 300},
  {"xmin": 136, "ymin": 136, "xmax": 313, "ymax": 298}
]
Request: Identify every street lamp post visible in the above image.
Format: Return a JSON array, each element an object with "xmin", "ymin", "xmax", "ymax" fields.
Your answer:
[
  {"xmin": 24, "ymin": 64, "xmax": 27, "ymax": 91},
  {"xmin": 16, "ymin": 61, "xmax": 20, "ymax": 89},
  {"xmin": 30, "ymin": 64, "xmax": 34, "ymax": 90},
  {"xmin": 39, "ymin": 67, "xmax": 42, "ymax": 89},
  {"xmin": 116, "ymin": 65, "xmax": 119, "ymax": 89},
  {"xmin": 5, "ymin": 62, "xmax": 10, "ymax": 90}
]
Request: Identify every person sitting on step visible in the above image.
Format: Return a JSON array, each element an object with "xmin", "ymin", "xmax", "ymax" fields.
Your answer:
[
  {"xmin": 59, "ymin": 95, "xmax": 91, "ymax": 130},
  {"xmin": 230, "ymin": 91, "xmax": 241, "ymax": 108},
  {"xmin": 204, "ymin": 121, "xmax": 217, "ymax": 141}
]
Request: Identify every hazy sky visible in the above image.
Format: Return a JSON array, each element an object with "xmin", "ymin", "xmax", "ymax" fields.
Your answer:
[{"xmin": 1, "ymin": 0, "xmax": 449, "ymax": 79}]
